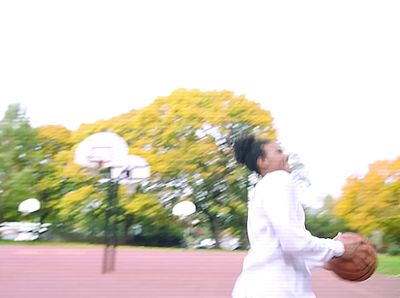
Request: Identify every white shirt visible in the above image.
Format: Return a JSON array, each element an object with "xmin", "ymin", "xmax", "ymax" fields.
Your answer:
[{"xmin": 232, "ymin": 170, "xmax": 344, "ymax": 298}]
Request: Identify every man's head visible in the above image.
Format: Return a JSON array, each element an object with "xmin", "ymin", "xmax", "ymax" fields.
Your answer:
[{"xmin": 233, "ymin": 134, "xmax": 289, "ymax": 176}]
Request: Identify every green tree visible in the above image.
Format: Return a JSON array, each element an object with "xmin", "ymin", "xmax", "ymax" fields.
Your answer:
[
  {"xmin": 34, "ymin": 125, "xmax": 74, "ymax": 223},
  {"xmin": 113, "ymin": 89, "xmax": 277, "ymax": 247},
  {"xmin": 121, "ymin": 192, "xmax": 183, "ymax": 246},
  {"xmin": 305, "ymin": 196, "xmax": 350, "ymax": 239},
  {"xmin": 0, "ymin": 104, "xmax": 40, "ymax": 221},
  {"xmin": 52, "ymin": 89, "xmax": 279, "ymax": 247}
]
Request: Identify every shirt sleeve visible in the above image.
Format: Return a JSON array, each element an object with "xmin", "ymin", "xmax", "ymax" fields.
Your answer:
[{"xmin": 260, "ymin": 171, "xmax": 344, "ymax": 264}]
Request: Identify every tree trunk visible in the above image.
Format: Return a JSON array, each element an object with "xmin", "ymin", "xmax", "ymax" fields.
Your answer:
[
  {"xmin": 123, "ymin": 215, "xmax": 133, "ymax": 245},
  {"xmin": 239, "ymin": 217, "xmax": 249, "ymax": 249},
  {"xmin": 39, "ymin": 210, "xmax": 49, "ymax": 224},
  {"xmin": 209, "ymin": 215, "xmax": 221, "ymax": 248}
]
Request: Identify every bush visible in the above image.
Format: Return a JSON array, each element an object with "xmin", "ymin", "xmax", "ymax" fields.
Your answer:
[
  {"xmin": 127, "ymin": 224, "xmax": 184, "ymax": 247},
  {"xmin": 305, "ymin": 210, "xmax": 351, "ymax": 239},
  {"xmin": 387, "ymin": 244, "xmax": 400, "ymax": 256}
]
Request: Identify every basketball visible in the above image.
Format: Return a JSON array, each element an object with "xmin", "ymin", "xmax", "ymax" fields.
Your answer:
[{"xmin": 327, "ymin": 232, "xmax": 377, "ymax": 282}]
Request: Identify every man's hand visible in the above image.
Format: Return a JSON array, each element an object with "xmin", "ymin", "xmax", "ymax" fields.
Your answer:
[
  {"xmin": 333, "ymin": 232, "xmax": 342, "ymax": 240},
  {"xmin": 335, "ymin": 232, "xmax": 366, "ymax": 260},
  {"xmin": 323, "ymin": 262, "xmax": 332, "ymax": 271}
]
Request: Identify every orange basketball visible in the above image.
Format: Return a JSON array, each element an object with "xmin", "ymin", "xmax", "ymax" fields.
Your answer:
[{"xmin": 327, "ymin": 232, "xmax": 377, "ymax": 282}]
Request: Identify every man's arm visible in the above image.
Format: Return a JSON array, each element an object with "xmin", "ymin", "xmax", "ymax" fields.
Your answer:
[{"xmin": 261, "ymin": 171, "xmax": 344, "ymax": 263}]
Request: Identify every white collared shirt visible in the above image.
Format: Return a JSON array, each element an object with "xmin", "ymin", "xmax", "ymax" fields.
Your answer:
[{"xmin": 232, "ymin": 170, "xmax": 344, "ymax": 298}]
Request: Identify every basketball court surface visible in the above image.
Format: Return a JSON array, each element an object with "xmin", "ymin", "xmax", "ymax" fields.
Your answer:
[{"xmin": 1, "ymin": 246, "xmax": 399, "ymax": 297}]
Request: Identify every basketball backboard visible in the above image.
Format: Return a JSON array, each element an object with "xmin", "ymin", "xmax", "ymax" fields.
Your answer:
[
  {"xmin": 115, "ymin": 154, "xmax": 151, "ymax": 184},
  {"xmin": 172, "ymin": 201, "xmax": 196, "ymax": 218},
  {"xmin": 74, "ymin": 132, "xmax": 129, "ymax": 169},
  {"xmin": 18, "ymin": 198, "xmax": 40, "ymax": 215}
]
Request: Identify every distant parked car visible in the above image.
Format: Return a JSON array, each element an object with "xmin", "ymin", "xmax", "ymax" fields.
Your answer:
[
  {"xmin": 219, "ymin": 236, "xmax": 241, "ymax": 251},
  {"xmin": 0, "ymin": 222, "xmax": 51, "ymax": 241},
  {"xmin": 193, "ymin": 238, "xmax": 216, "ymax": 249}
]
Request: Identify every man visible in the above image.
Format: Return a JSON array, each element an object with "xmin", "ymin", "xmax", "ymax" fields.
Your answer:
[{"xmin": 232, "ymin": 134, "xmax": 363, "ymax": 298}]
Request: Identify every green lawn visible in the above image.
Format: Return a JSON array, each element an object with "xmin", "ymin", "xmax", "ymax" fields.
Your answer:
[{"xmin": 377, "ymin": 254, "xmax": 400, "ymax": 277}]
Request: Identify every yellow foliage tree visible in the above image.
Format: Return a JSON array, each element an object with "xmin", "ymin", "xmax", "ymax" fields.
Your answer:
[
  {"xmin": 112, "ymin": 89, "xmax": 277, "ymax": 247},
  {"xmin": 335, "ymin": 157, "xmax": 400, "ymax": 244},
  {"xmin": 33, "ymin": 125, "xmax": 77, "ymax": 223},
  {"xmin": 55, "ymin": 89, "xmax": 277, "ymax": 247}
]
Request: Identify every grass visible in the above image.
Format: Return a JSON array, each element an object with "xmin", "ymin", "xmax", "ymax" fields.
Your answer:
[{"xmin": 377, "ymin": 254, "xmax": 400, "ymax": 277}]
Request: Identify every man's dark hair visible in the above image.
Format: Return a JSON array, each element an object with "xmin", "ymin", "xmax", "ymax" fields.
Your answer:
[{"xmin": 233, "ymin": 134, "xmax": 269, "ymax": 175}]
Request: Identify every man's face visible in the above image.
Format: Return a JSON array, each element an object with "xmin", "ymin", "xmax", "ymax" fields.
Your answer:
[{"xmin": 258, "ymin": 142, "xmax": 289, "ymax": 175}]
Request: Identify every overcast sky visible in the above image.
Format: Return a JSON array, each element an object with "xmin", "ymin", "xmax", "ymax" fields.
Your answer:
[{"xmin": 1, "ymin": 0, "xmax": 399, "ymax": 207}]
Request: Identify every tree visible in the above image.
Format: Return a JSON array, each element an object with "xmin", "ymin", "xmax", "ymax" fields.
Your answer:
[
  {"xmin": 334, "ymin": 157, "xmax": 400, "ymax": 246},
  {"xmin": 0, "ymin": 104, "xmax": 40, "ymax": 221},
  {"xmin": 47, "ymin": 89, "xmax": 279, "ymax": 247},
  {"xmin": 112, "ymin": 89, "xmax": 277, "ymax": 247},
  {"xmin": 121, "ymin": 192, "xmax": 183, "ymax": 246},
  {"xmin": 305, "ymin": 196, "xmax": 350, "ymax": 239},
  {"xmin": 34, "ymin": 125, "xmax": 74, "ymax": 223}
]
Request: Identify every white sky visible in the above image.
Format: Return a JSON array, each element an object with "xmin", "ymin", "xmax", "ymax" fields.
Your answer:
[{"xmin": 1, "ymin": 1, "xmax": 399, "ymax": 207}]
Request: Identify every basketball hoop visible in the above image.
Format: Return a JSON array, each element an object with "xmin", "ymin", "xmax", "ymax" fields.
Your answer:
[
  {"xmin": 116, "ymin": 155, "xmax": 151, "ymax": 196},
  {"xmin": 73, "ymin": 132, "xmax": 151, "ymax": 274},
  {"xmin": 126, "ymin": 183, "xmax": 139, "ymax": 195},
  {"xmin": 18, "ymin": 198, "xmax": 40, "ymax": 215},
  {"xmin": 118, "ymin": 155, "xmax": 151, "ymax": 182},
  {"xmin": 172, "ymin": 201, "xmax": 196, "ymax": 219},
  {"xmin": 88, "ymin": 147, "xmax": 112, "ymax": 166},
  {"xmin": 74, "ymin": 132, "xmax": 129, "ymax": 169}
]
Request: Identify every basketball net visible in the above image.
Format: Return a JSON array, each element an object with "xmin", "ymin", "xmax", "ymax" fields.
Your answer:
[
  {"xmin": 85, "ymin": 161, "xmax": 104, "ymax": 179},
  {"xmin": 126, "ymin": 182, "xmax": 139, "ymax": 195}
]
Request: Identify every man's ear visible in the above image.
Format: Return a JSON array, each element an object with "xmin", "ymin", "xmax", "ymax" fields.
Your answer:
[{"xmin": 257, "ymin": 157, "xmax": 268, "ymax": 171}]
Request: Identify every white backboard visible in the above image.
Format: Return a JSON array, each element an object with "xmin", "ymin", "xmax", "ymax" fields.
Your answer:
[
  {"xmin": 116, "ymin": 155, "xmax": 151, "ymax": 184},
  {"xmin": 74, "ymin": 132, "xmax": 129, "ymax": 168},
  {"xmin": 172, "ymin": 201, "xmax": 196, "ymax": 218},
  {"xmin": 18, "ymin": 198, "xmax": 40, "ymax": 214}
]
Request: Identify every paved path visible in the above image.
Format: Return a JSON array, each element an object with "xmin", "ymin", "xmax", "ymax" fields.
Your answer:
[{"xmin": 0, "ymin": 246, "xmax": 399, "ymax": 298}]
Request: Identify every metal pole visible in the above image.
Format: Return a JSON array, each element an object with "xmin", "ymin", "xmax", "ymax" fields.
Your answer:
[
  {"xmin": 110, "ymin": 180, "xmax": 119, "ymax": 272},
  {"xmin": 102, "ymin": 167, "xmax": 114, "ymax": 274}
]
